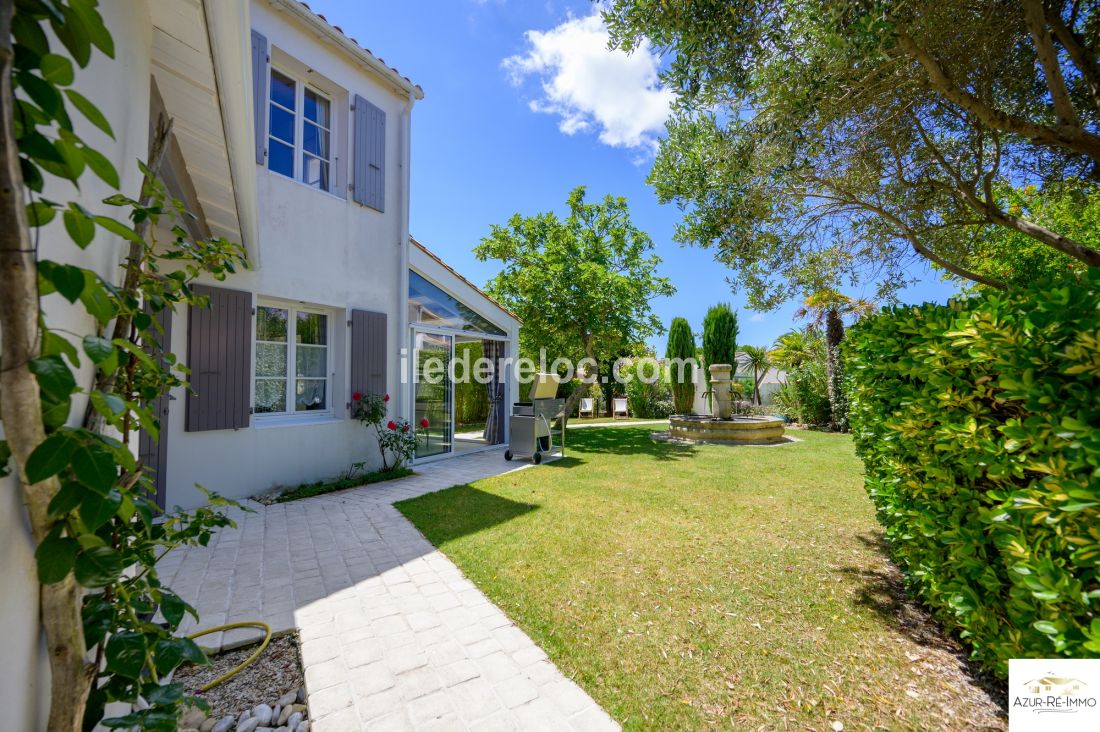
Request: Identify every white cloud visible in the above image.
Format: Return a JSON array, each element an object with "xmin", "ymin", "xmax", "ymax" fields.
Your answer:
[
  {"xmin": 503, "ymin": 10, "xmax": 673, "ymax": 151},
  {"xmin": 749, "ymin": 312, "xmax": 767, "ymax": 322}
]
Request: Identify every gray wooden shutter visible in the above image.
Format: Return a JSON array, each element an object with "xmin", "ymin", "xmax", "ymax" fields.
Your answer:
[
  {"xmin": 186, "ymin": 285, "xmax": 252, "ymax": 431},
  {"xmin": 350, "ymin": 309, "xmax": 387, "ymax": 400},
  {"xmin": 352, "ymin": 95, "xmax": 385, "ymax": 211},
  {"xmin": 138, "ymin": 305, "xmax": 173, "ymax": 510},
  {"xmin": 251, "ymin": 30, "xmax": 268, "ymax": 165}
]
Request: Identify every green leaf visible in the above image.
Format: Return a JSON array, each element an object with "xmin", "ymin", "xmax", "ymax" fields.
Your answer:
[
  {"xmin": 82, "ymin": 146, "xmax": 118, "ymax": 188},
  {"xmin": 35, "ymin": 531, "xmax": 79, "ymax": 584},
  {"xmin": 26, "ymin": 199, "xmax": 56, "ymax": 226},
  {"xmin": 89, "ymin": 392, "xmax": 126, "ymax": 421},
  {"xmin": 144, "ymin": 682, "xmax": 183, "ymax": 707},
  {"xmin": 63, "ymin": 88, "xmax": 112, "ymax": 137},
  {"xmin": 40, "ymin": 53, "xmax": 74, "ymax": 85},
  {"xmin": 71, "ymin": 442, "xmax": 117, "ymax": 494},
  {"xmin": 74, "ymin": 545, "xmax": 123, "ymax": 588},
  {"xmin": 25, "ymin": 432, "xmax": 78, "ymax": 483},
  {"xmin": 52, "ymin": 6, "xmax": 91, "ymax": 67},
  {"xmin": 48, "ymin": 480, "xmax": 85, "ymax": 517},
  {"xmin": 29, "ymin": 355, "xmax": 76, "ymax": 400},
  {"xmin": 93, "ymin": 215, "xmax": 142, "ymax": 243},
  {"xmin": 41, "ymin": 330, "xmax": 80, "ymax": 365},
  {"xmin": 79, "ymin": 271, "xmax": 117, "ymax": 324},
  {"xmin": 40, "ymin": 261, "xmax": 86, "ymax": 302},
  {"xmin": 15, "ymin": 70, "xmax": 62, "ymax": 118},
  {"xmin": 105, "ymin": 631, "xmax": 147, "ymax": 679},
  {"xmin": 63, "ymin": 207, "xmax": 96, "ymax": 248},
  {"xmin": 1032, "ymin": 620, "xmax": 1061, "ymax": 635},
  {"xmin": 82, "ymin": 335, "xmax": 114, "ymax": 364},
  {"xmin": 159, "ymin": 591, "xmax": 187, "ymax": 627},
  {"xmin": 80, "ymin": 489, "xmax": 121, "ymax": 530}
]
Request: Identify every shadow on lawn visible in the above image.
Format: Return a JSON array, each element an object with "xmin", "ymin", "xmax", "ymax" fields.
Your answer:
[
  {"xmin": 396, "ymin": 484, "xmax": 539, "ymax": 544},
  {"xmin": 564, "ymin": 425, "xmax": 699, "ymax": 462},
  {"xmin": 842, "ymin": 532, "xmax": 1008, "ymax": 716}
]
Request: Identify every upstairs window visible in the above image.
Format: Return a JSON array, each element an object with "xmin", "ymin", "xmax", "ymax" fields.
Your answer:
[{"xmin": 268, "ymin": 68, "xmax": 332, "ymax": 192}]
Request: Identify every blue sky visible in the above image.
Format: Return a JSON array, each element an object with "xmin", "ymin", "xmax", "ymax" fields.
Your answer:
[{"xmin": 308, "ymin": 0, "xmax": 961, "ymax": 352}]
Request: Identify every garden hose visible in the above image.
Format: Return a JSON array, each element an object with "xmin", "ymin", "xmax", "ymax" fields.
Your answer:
[{"xmin": 187, "ymin": 621, "xmax": 272, "ymax": 691}]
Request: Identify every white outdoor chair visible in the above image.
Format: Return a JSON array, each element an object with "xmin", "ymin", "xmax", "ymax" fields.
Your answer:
[
  {"xmin": 579, "ymin": 397, "xmax": 595, "ymax": 418},
  {"xmin": 612, "ymin": 397, "xmax": 629, "ymax": 419}
]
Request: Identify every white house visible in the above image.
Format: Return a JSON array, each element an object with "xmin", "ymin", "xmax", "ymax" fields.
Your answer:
[{"xmin": 1, "ymin": 2, "xmax": 519, "ymax": 727}]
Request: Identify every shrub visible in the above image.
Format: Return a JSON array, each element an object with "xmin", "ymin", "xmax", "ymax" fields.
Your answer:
[
  {"xmin": 666, "ymin": 317, "xmax": 697, "ymax": 414},
  {"xmin": 703, "ymin": 303, "xmax": 738, "ymax": 374},
  {"xmin": 847, "ymin": 273, "xmax": 1100, "ymax": 677},
  {"xmin": 622, "ymin": 359, "xmax": 675, "ymax": 418},
  {"xmin": 774, "ymin": 361, "xmax": 832, "ymax": 426}
]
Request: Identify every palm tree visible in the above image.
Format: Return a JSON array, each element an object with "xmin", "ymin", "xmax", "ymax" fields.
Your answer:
[
  {"xmin": 795, "ymin": 290, "xmax": 876, "ymax": 430},
  {"xmin": 740, "ymin": 345, "xmax": 772, "ymax": 405},
  {"xmin": 769, "ymin": 327, "xmax": 823, "ymax": 373}
]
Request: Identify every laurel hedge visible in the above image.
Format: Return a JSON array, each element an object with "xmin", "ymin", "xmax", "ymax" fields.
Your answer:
[{"xmin": 847, "ymin": 272, "xmax": 1100, "ymax": 677}]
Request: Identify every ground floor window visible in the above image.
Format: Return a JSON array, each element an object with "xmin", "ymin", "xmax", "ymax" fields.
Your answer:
[{"xmin": 255, "ymin": 303, "xmax": 330, "ymax": 415}]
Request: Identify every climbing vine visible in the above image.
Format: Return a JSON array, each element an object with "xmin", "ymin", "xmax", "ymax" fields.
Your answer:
[{"xmin": 0, "ymin": 1, "xmax": 247, "ymax": 729}]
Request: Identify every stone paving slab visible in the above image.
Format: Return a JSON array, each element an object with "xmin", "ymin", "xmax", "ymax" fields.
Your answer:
[{"xmin": 157, "ymin": 448, "xmax": 618, "ymax": 731}]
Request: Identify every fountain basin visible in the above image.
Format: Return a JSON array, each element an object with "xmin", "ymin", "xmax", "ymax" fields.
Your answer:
[{"xmin": 668, "ymin": 414, "xmax": 786, "ymax": 444}]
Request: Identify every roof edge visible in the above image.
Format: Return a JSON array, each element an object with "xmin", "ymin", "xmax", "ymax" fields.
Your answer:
[
  {"xmin": 269, "ymin": 0, "xmax": 425, "ymax": 100},
  {"xmin": 410, "ymin": 237, "xmax": 522, "ymax": 325}
]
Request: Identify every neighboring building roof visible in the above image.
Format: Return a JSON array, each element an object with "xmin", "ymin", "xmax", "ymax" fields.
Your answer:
[
  {"xmin": 410, "ymin": 237, "xmax": 522, "ymax": 325},
  {"xmin": 271, "ymin": 0, "xmax": 425, "ymax": 100}
]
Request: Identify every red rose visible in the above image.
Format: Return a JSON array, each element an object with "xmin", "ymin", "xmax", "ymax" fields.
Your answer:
[
  {"xmin": 402, "ymin": 424, "xmax": 409, "ymax": 433},
  {"xmin": 420, "ymin": 418, "xmax": 429, "ymax": 429},
  {"xmin": 383, "ymin": 394, "xmax": 390, "ymax": 402},
  {"xmin": 387, "ymin": 420, "xmax": 397, "ymax": 430},
  {"xmin": 352, "ymin": 391, "xmax": 363, "ymax": 401}
]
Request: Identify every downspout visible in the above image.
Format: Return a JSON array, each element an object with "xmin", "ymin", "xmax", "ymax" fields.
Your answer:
[{"xmin": 398, "ymin": 90, "xmax": 414, "ymax": 423}]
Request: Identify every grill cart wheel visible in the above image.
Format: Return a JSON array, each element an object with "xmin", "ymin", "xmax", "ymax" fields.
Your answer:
[
  {"xmin": 533, "ymin": 452, "xmax": 542, "ymax": 465},
  {"xmin": 504, "ymin": 450, "xmax": 513, "ymax": 461}
]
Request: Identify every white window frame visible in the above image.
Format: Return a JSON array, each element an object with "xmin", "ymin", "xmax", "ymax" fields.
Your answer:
[
  {"xmin": 253, "ymin": 300, "xmax": 334, "ymax": 420},
  {"xmin": 267, "ymin": 65, "xmax": 335, "ymax": 193}
]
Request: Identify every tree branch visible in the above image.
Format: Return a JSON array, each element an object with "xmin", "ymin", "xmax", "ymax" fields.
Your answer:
[
  {"xmin": 1021, "ymin": 0, "xmax": 1079, "ymax": 126},
  {"xmin": 1045, "ymin": 6, "xmax": 1100, "ymax": 114},
  {"xmin": 895, "ymin": 32, "xmax": 1100, "ymax": 165},
  {"xmin": 0, "ymin": 1, "xmax": 93, "ymax": 729}
]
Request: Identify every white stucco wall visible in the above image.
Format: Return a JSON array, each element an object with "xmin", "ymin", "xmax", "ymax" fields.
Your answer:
[
  {"xmin": 160, "ymin": 3, "xmax": 416, "ymax": 509},
  {"xmin": 0, "ymin": 4, "xmax": 153, "ymax": 729}
]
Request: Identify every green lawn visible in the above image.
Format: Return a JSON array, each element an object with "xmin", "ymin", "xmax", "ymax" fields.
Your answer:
[
  {"xmin": 396, "ymin": 426, "xmax": 1005, "ymax": 731},
  {"xmin": 567, "ymin": 416, "xmax": 669, "ymax": 425}
]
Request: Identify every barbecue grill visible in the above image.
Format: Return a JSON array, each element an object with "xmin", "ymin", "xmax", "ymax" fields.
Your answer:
[{"xmin": 505, "ymin": 373, "xmax": 565, "ymax": 464}]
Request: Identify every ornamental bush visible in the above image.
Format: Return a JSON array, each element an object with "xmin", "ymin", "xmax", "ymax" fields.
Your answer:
[
  {"xmin": 847, "ymin": 272, "xmax": 1100, "ymax": 677},
  {"xmin": 665, "ymin": 317, "xmax": 697, "ymax": 414}
]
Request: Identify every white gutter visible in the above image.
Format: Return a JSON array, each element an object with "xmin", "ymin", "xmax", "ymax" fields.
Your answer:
[
  {"xmin": 203, "ymin": 0, "xmax": 261, "ymax": 268},
  {"xmin": 268, "ymin": 0, "xmax": 424, "ymax": 101},
  {"xmin": 398, "ymin": 90, "xmax": 414, "ymax": 422}
]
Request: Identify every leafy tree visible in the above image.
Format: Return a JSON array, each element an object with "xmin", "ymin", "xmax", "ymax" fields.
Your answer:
[
  {"xmin": 0, "ymin": 3, "xmax": 246, "ymax": 728},
  {"xmin": 770, "ymin": 327, "xmax": 825, "ymax": 372},
  {"xmin": 740, "ymin": 345, "xmax": 772, "ymax": 405},
  {"xmin": 795, "ymin": 291, "xmax": 875, "ymax": 431},
  {"xmin": 475, "ymin": 186, "xmax": 674, "ymax": 420},
  {"xmin": 604, "ymin": 0, "xmax": 1100, "ymax": 308},
  {"xmin": 664, "ymin": 317, "xmax": 696, "ymax": 414},
  {"xmin": 701, "ymin": 302, "xmax": 738, "ymax": 373}
]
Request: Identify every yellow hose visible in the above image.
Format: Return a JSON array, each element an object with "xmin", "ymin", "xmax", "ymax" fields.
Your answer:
[{"xmin": 187, "ymin": 621, "xmax": 273, "ymax": 691}]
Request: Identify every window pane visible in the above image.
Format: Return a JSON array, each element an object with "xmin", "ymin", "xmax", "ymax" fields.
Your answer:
[
  {"xmin": 255, "ymin": 379, "xmax": 287, "ymax": 413},
  {"xmin": 269, "ymin": 105, "xmax": 295, "ymax": 144},
  {"xmin": 296, "ymin": 344, "xmax": 326, "ymax": 378},
  {"xmin": 270, "ymin": 70, "xmax": 295, "ymax": 110},
  {"xmin": 256, "ymin": 343, "xmax": 287, "ymax": 377},
  {"xmin": 256, "ymin": 307, "xmax": 288, "ymax": 341},
  {"xmin": 407, "ymin": 270, "xmax": 507, "ymax": 335},
  {"xmin": 302, "ymin": 155, "xmax": 330, "ymax": 190},
  {"xmin": 303, "ymin": 121, "xmax": 329, "ymax": 158},
  {"xmin": 269, "ymin": 140, "xmax": 294, "ymax": 177},
  {"xmin": 304, "ymin": 89, "xmax": 329, "ymax": 127},
  {"xmin": 295, "ymin": 379, "xmax": 326, "ymax": 411},
  {"xmin": 296, "ymin": 312, "xmax": 327, "ymax": 345}
]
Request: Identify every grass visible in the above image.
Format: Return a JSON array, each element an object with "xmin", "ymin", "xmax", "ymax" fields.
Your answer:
[
  {"xmin": 272, "ymin": 466, "xmax": 413, "ymax": 503},
  {"xmin": 567, "ymin": 416, "xmax": 669, "ymax": 425},
  {"xmin": 396, "ymin": 426, "xmax": 1005, "ymax": 731}
]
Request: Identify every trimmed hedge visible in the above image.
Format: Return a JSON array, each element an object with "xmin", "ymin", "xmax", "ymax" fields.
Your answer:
[{"xmin": 847, "ymin": 272, "xmax": 1100, "ymax": 677}]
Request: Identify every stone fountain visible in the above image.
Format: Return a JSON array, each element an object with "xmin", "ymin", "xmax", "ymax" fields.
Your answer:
[{"xmin": 664, "ymin": 362, "xmax": 786, "ymax": 444}]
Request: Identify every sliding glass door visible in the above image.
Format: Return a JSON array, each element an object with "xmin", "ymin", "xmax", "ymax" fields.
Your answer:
[{"xmin": 413, "ymin": 331, "xmax": 452, "ymax": 458}]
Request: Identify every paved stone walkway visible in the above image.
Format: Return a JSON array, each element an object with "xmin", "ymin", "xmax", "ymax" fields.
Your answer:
[{"xmin": 158, "ymin": 448, "xmax": 618, "ymax": 731}]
